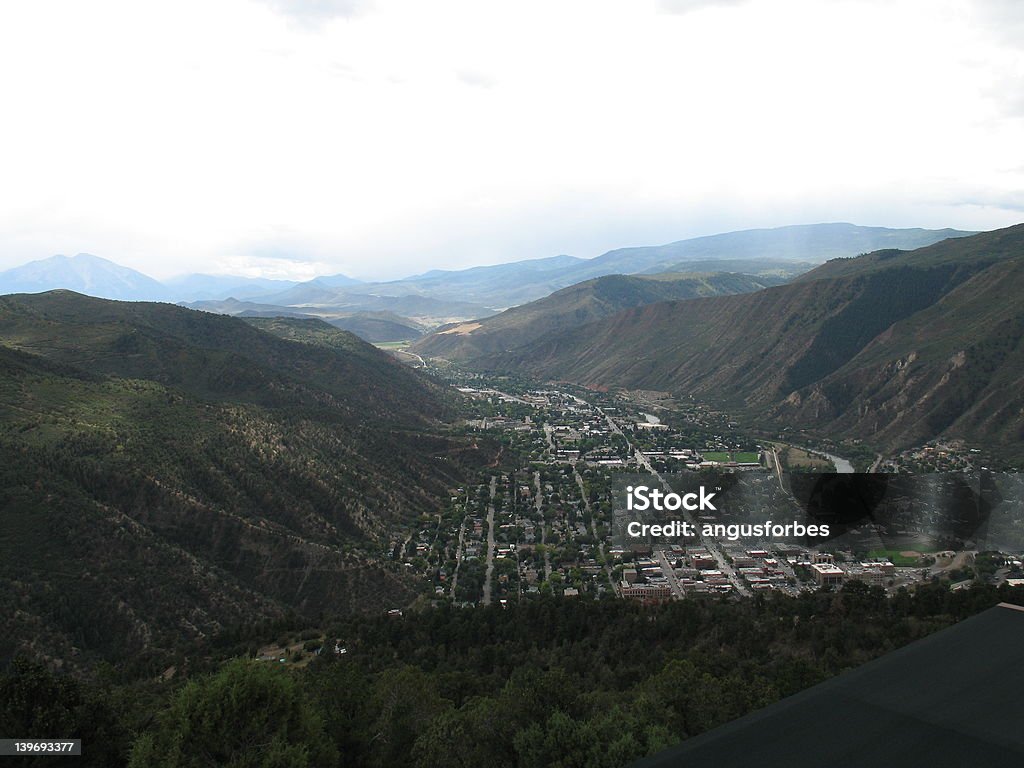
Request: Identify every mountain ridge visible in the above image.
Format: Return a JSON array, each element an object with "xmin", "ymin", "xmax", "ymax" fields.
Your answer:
[
  {"xmin": 463, "ymin": 224, "xmax": 1024, "ymax": 462},
  {"xmin": 412, "ymin": 271, "xmax": 786, "ymax": 360}
]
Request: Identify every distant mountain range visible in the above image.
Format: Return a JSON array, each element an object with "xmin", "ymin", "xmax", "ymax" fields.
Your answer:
[
  {"xmin": 333, "ymin": 223, "xmax": 976, "ymax": 309},
  {"xmin": 579, "ymin": 223, "xmax": 973, "ymax": 276},
  {"xmin": 451, "ymin": 225, "xmax": 1024, "ymax": 463},
  {"xmin": 0, "ymin": 292, "xmax": 481, "ymax": 663},
  {"xmin": 1, "ymin": 224, "xmax": 973, "ymax": 308},
  {"xmin": 162, "ymin": 273, "xmax": 302, "ymax": 301},
  {"xmin": 0, "ymin": 254, "xmax": 368, "ymax": 303},
  {"xmin": 0, "ymin": 253, "xmax": 170, "ymax": 301},
  {"xmin": 0, "ymin": 224, "xmax": 977, "ymax": 343}
]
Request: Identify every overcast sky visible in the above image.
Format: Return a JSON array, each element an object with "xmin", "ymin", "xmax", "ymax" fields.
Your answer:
[{"xmin": 0, "ymin": 0, "xmax": 1021, "ymax": 280}]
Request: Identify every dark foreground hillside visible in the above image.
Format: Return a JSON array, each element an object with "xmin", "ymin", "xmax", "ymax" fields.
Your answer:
[
  {"xmin": 1, "ymin": 583, "xmax": 1020, "ymax": 767},
  {"xmin": 0, "ymin": 293, "xmax": 482, "ymax": 670},
  {"xmin": 637, "ymin": 601, "xmax": 1024, "ymax": 767}
]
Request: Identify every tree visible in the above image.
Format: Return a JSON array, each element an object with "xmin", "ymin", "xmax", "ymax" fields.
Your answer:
[
  {"xmin": 129, "ymin": 659, "xmax": 336, "ymax": 767},
  {"xmin": 0, "ymin": 658, "xmax": 127, "ymax": 767},
  {"xmin": 366, "ymin": 666, "xmax": 451, "ymax": 767}
]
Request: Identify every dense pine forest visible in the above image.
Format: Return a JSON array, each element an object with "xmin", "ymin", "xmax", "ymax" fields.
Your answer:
[{"xmin": 3, "ymin": 582, "xmax": 1021, "ymax": 767}]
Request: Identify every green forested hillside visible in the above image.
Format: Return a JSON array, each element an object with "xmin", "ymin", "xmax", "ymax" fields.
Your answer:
[
  {"xmin": 0, "ymin": 292, "xmax": 438, "ymax": 418},
  {"xmin": 0, "ymin": 293, "xmax": 480, "ymax": 669},
  {"xmin": 243, "ymin": 313, "xmax": 423, "ymax": 346}
]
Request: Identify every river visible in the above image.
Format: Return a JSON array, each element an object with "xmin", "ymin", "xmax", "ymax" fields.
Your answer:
[{"xmin": 819, "ymin": 451, "xmax": 855, "ymax": 473}]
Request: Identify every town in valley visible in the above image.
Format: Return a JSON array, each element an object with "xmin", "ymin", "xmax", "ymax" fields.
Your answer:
[{"xmin": 383, "ymin": 363, "xmax": 1024, "ymax": 608}]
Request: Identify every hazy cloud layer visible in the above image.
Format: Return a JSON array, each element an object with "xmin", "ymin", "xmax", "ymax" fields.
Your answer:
[{"xmin": 0, "ymin": 0, "xmax": 1020, "ymax": 280}]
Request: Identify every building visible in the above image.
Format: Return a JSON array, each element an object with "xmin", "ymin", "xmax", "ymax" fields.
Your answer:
[
  {"xmin": 846, "ymin": 560, "xmax": 896, "ymax": 585},
  {"xmin": 810, "ymin": 562, "xmax": 845, "ymax": 586},
  {"xmin": 620, "ymin": 583, "xmax": 673, "ymax": 601},
  {"xmin": 691, "ymin": 554, "xmax": 717, "ymax": 570}
]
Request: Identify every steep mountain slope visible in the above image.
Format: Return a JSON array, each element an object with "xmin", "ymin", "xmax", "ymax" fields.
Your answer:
[
  {"xmin": 412, "ymin": 272, "xmax": 784, "ymax": 360},
  {"xmin": 777, "ymin": 254, "xmax": 1024, "ymax": 452},
  {"xmin": 0, "ymin": 292, "xmax": 478, "ymax": 667},
  {"xmin": 0, "ymin": 253, "xmax": 169, "ymax": 301},
  {"xmin": 472, "ymin": 225, "xmax": 1024, "ymax": 461},
  {"xmin": 792, "ymin": 227, "xmax": 1024, "ymax": 281}
]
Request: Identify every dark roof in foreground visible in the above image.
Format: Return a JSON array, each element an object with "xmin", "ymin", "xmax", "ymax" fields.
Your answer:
[{"xmin": 634, "ymin": 603, "xmax": 1024, "ymax": 768}]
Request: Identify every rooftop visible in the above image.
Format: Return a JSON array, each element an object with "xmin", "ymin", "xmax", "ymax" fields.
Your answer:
[{"xmin": 633, "ymin": 603, "xmax": 1024, "ymax": 767}]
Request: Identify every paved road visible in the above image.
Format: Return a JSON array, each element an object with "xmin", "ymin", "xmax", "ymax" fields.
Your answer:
[
  {"xmin": 482, "ymin": 475, "xmax": 497, "ymax": 605},
  {"xmin": 610, "ymin": 411, "xmax": 748, "ymax": 596},
  {"xmin": 603, "ymin": 412, "xmax": 626, "ymax": 440},
  {"xmin": 450, "ymin": 492, "xmax": 469, "ymax": 602},
  {"xmin": 574, "ymin": 465, "xmax": 617, "ymax": 594},
  {"xmin": 543, "ymin": 424, "xmax": 556, "ymax": 455},
  {"xmin": 634, "ymin": 447, "xmax": 751, "ymax": 597},
  {"xmin": 656, "ymin": 548, "xmax": 685, "ymax": 599},
  {"xmin": 535, "ymin": 471, "xmax": 552, "ymax": 580}
]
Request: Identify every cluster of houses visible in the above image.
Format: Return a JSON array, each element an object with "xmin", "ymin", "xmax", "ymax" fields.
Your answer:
[{"xmin": 611, "ymin": 543, "xmax": 903, "ymax": 602}]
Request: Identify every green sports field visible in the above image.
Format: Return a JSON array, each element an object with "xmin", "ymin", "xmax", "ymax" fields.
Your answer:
[
  {"xmin": 701, "ymin": 451, "xmax": 731, "ymax": 462},
  {"xmin": 867, "ymin": 549, "xmax": 926, "ymax": 567}
]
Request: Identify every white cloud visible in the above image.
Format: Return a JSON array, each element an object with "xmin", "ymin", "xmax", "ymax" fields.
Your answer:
[
  {"xmin": 659, "ymin": 0, "xmax": 748, "ymax": 14},
  {"xmin": 457, "ymin": 69, "xmax": 496, "ymax": 89},
  {"xmin": 259, "ymin": 0, "xmax": 370, "ymax": 25}
]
